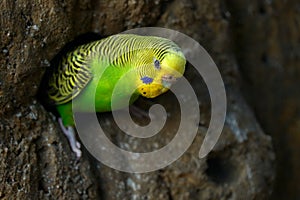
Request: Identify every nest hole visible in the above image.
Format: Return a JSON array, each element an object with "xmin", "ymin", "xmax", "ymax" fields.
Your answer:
[{"xmin": 205, "ymin": 152, "xmax": 238, "ymax": 185}]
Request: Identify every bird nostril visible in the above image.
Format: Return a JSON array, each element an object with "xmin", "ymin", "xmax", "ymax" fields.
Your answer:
[
  {"xmin": 163, "ymin": 75, "xmax": 171, "ymax": 79},
  {"xmin": 162, "ymin": 74, "xmax": 177, "ymax": 82}
]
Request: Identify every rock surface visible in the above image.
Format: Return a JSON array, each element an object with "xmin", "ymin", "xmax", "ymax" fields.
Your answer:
[
  {"xmin": 226, "ymin": 0, "xmax": 300, "ymax": 199},
  {"xmin": 0, "ymin": 0, "xmax": 283, "ymax": 199}
]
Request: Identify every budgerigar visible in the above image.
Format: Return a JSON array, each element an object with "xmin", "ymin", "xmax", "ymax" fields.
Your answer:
[{"xmin": 40, "ymin": 34, "xmax": 186, "ymax": 158}]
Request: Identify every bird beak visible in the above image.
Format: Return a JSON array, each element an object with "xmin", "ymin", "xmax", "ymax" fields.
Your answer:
[{"xmin": 161, "ymin": 74, "xmax": 178, "ymax": 88}]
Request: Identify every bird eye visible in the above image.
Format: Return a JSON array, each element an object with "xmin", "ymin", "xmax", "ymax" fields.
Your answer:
[{"xmin": 154, "ymin": 59, "xmax": 160, "ymax": 69}]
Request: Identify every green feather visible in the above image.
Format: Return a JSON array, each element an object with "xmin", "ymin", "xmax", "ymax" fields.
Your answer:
[{"xmin": 45, "ymin": 34, "xmax": 186, "ymax": 126}]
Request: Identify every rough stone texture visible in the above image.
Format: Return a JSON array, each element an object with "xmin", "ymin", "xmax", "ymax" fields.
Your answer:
[
  {"xmin": 0, "ymin": 0, "xmax": 99, "ymax": 199},
  {"xmin": 0, "ymin": 0, "xmax": 280, "ymax": 199},
  {"xmin": 226, "ymin": 0, "xmax": 300, "ymax": 199}
]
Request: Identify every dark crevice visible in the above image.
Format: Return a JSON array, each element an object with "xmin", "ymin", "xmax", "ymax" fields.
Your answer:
[{"xmin": 205, "ymin": 151, "xmax": 238, "ymax": 185}]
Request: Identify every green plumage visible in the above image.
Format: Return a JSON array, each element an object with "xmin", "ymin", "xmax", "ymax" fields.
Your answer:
[{"xmin": 44, "ymin": 34, "xmax": 186, "ymax": 127}]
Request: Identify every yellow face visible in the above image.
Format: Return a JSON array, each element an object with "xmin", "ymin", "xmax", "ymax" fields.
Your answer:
[{"xmin": 137, "ymin": 51, "xmax": 186, "ymax": 98}]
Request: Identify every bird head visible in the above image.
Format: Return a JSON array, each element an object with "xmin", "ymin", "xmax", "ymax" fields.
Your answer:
[{"xmin": 136, "ymin": 43, "xmax": 186, "ymax": 98}]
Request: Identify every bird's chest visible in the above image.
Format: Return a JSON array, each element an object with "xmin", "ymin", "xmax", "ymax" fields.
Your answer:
[{"xmin": 72, "ymin": 66, "xmax": 139, "ymax": 112}]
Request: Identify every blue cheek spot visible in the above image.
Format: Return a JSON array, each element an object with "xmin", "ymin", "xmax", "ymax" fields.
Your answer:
[{"xmin": 141, "ymin": 76, "xmax": 154, "ymax": 84}]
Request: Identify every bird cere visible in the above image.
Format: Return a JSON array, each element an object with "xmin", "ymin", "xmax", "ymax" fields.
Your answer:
[{"xmin": 40, "ymin": 33, "xmax": 186, "ymax": 158}]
